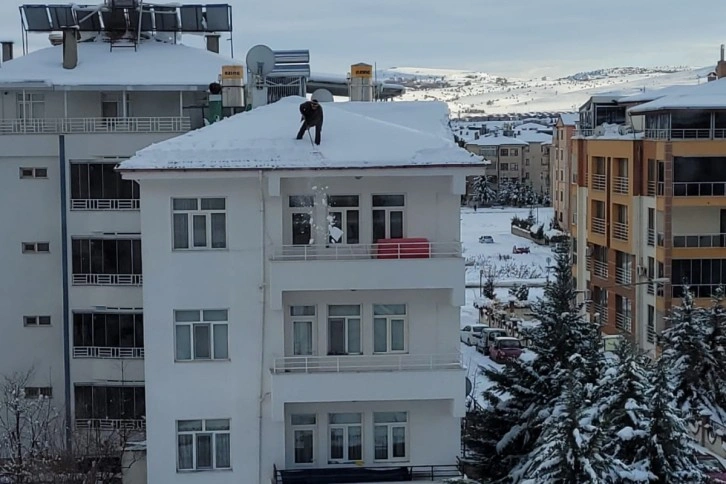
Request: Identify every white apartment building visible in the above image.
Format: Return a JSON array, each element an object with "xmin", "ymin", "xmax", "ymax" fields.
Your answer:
[
  {"xmin": 0, "ymin": 20, "xmax": 231, "ymax": 449},
  {"xmin": 118, "ymin": 97, "xmax": 481, "ymax": 483}
]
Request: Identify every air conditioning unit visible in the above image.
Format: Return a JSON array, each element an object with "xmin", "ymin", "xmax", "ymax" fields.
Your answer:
[{"xmin": 636, "ymin": 266, "xmax": 647, "ymax": 277}]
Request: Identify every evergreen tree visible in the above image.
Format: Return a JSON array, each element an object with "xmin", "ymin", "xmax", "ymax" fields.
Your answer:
[
  {"xmin": 482, "ymin": 271, "xmax": 496, "ymax": 300},
  {"xmin": 471, "ymin": 175, "xmax": 497, "ymax": 205},
  {"xmin": 641, "ymin": 359, "xmax": 706, "ymax": 483},
  {"xmin": 698, "ymin": 286, "xmax": 726, "ymax": 424}
]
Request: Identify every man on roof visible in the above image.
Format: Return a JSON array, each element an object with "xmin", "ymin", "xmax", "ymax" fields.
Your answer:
[{"xmin": 296, "ymin": 98, "xmax": 323, "ymax": 145}]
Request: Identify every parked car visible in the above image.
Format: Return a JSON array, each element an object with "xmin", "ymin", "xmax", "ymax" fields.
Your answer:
[
  {"xmin": 477, "ymin": 328, "xmax": 509, "ymax": 354},
  {"xmin": 512, "ymin": 245, "xmax": 530, "ymax": 254},
  {"xmin": 489, "ymin": 337, "xmax": 524, "ymax": 363},
  {"xmin": 479, "ymin": 235, "xmax": 495, "ymax": 244},
  {"xmin": 696, "ymin": 449, "xmax": 726, "ymax": 483},
  {"xmin": 460, "ymin": 324, "xmax": 489, "ymax": 346}
]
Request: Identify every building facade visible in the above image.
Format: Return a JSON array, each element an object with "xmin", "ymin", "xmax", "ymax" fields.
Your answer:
[
  {"xmin": 119, "ymin": 98, "xmax": 478, "ymax": 483},
  {"xmin": 551, "ymin": 114, "xmax": 577, "ymax": 231}
]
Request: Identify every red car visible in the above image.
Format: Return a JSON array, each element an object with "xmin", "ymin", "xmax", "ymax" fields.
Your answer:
[
  {"xmin": 696, "ymin": 451, "xmax": 726, "ymax": 483},
  {"xmin": 489, "ymin": 337, "xmax": 523, "ymax": 363}
]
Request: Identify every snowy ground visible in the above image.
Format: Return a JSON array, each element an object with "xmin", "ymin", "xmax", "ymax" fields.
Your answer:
[{"xmin": 460, "ymin": 206, "xmax": 554, "ymax": 408}]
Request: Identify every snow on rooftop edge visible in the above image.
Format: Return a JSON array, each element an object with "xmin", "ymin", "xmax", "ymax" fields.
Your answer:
[{"xmin": 120, "ymin": 97, "xmax": 485, "ymax": 171}]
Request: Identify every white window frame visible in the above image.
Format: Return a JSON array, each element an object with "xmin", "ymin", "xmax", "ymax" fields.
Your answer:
[
  {"xmin": 511, "ymin": 163, "xmax": 519, "ymax": 171},
  {"xmin": 373, "ymin": 412, "xmax": 408, "ymax": 462},
  {"xmin": 328, "ymin": 413, "xmax": 363, "ymax": 464},
  {"xmin": 327, "ymin": 305, "xmax": 362, "ymax": 355},
  {"xmin": 326, "ymin": 195, "xmax": 360, "ymax": 245},
  {"xmin": 290, "ymin": 305, "xmax": 316, "ymax": 356},
  {"xmin": 19, "ymin": 167, "xmax": 48, "ymax": 179},
  {"xmin": 172, "ymin": 198, "xmax": 227, "ymax": 250},
  {"xmin": 22, "ymin": 242, "xmax": 50, "ymax": 253},
  {"xmin": 289, "ymin": 195, "xmax": 315, "ymax": 245},
  {"xmin": 372, "ymin": 194, "xmax": 405, "ymax": 242},
  {"xmin": 17, "ymin": 93, "xmax": 45, "ymax": 119},
  {"xmin": 177, "ymin": 419, "xmax": 231, "ymax": 471},
  {"xmin": 373, "ymin": 304, "xmax": 407, "ymax": 354},
  {"xmin": 291, "ymin": 414, "xmax": 316, "ymax": 465},
  {"xmin": 24, "ymin": 315, "xmax": 51, "ymax": 327},
  {"xmin": 174, "ymin": 310, "xmax": 229, "ymax": 361}
]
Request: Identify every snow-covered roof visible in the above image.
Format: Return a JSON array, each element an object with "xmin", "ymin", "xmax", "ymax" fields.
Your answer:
[
  {"xmin": 629, "ymin": 77, "xmax": 726, "ymax": 113},
  {"xmin": 0, "ymin": 41, "xmax": 234, "ymax": 89},
  {"xmin": 617, "ymin": 84, "xmax": 693, "ymax": 104},
  {"xmin": 466, "ymin": 135, "xmax": 528, "ymax": 147},
  {"xmin": 516, "ymin": 122, "xmax": 548, "ymax": 131},
  {"xmin": 558, "ymin": 113, "xmax": 579, "ymax": 126},
  {"xmin": 119, "ymin": 97, "xmax": 485, "ymax": 171},
  {"xmin": 514, "ymin": 130, "xmax": 552, "ymax": 144}
]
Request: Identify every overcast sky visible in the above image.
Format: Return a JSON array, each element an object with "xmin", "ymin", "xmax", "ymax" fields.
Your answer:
[{"xmin": 2, "ymin": 0, "xmax": 725, "ymax": 77}]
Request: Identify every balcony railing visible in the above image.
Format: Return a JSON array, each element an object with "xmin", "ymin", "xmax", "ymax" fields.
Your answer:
[
  {"xmin": 645, "ymin": 128, "xmax": 712, "ymax": 140},
  {"xmin": 673, "ymin": 182, "xmax": 726, "ymax": 197},
  {"xmin": 612, "ymin": 176, "xmax": 629, "ymax": 194},
  {"xmin": 647, "ymin": 181, "xmax": 656, "ymax": 196},
  {"xmin": 591, "ymin": 217, "xmax": 606, "ymax": 235},
  {"xmin": 73, "ymin": 347, "xmax": 144, "ymax": 359},
  {"xmin": 271, "ymin": 241, "xmax": 462, "ymax": 261},
  {"xmin": 271, "ymin": 353, "xmax": 463, "ymax": 374},
  {"xmin": 576, "ymin": 128, "xmax": 593, "ymax": 137},
  {"xmin": 75, "ymin": 418, "xmax": 145, "ymax": 430},
  {"xmin": 615, "ymin": 267, "xmax": 632, "ymax": 285},
  {"xmin": 615, "ymin": 313, "xmax": 632, "ymax": 333},
  {"xmin": 591, "ymin": 174, "xmax": 607, "ymax": 191},
  {"xmin": 613, "ymin": 222, "xmax": 628, "ymax": 241},
  {"xmin": 0, "ymin": 116, "xmax": 191, "ymax": 134},
  {"xmin": 673, "ymin": 233, "xmax": 726, "ymax": 248},
  {"xmin": 71, "ymin": 199, "xmax": 140, "ymax": 211},
  {"xmin": 647, "ymin": 229, "xmax": 655, "ymax": 246},
  {"xmin": 593, "ymin": 260, "xmax": 608, "ymax": 279},
  {"xmin": 72, "ymin": 274, "xmax": 143, "ymax": 286},
  {"xmin": 593, "ymin": 304, "xmax": 607, "ymax": 322},
  {"xmin": 273, "ymin": 464, "xmax": 461, "ymax": 484}
]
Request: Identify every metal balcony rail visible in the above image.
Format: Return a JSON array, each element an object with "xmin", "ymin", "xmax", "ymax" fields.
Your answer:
[
  {"xmin": 72, "ymin": 273, "xmax": 143, "ymax": 286},
  {"xmin": 647, "ymin": 281, "xmax": 655, "ymax": 295},
  {"xmin": 645, "ymin": 128, "xmax": 711, "ymax": 140},
  {"xmin": 593, "ymin": 304, "xmax": 607, "ymax": 321},
  {"xmin": 0, "ymin": 116, "xmax": 191, "ymax": 134},
  {"xmin": 271, "ymin": 353, "xmax": 463, "ymax": 374},
  {"xmin": 75, "ymin": 418, "xmax": 146, "ymax": 431},
  {"xmin": 591, "ymin": 217, "xmax": 606, "ymax": 235},
  {"xmin": 673, "ymin": 182, "xmax": 726, "ymax": 197},
  {"xmin": 71, "ymin": 199, "xmax": 140, "ymax": 211},
  {"xmin": 593, "ymin": 260, "xmax": 608, "ymax": 279},
  {"xmin": 647, "ymin": 180, "xmax": 656, "ymax": 196},
  {"xmin": 615, "ymin": 267, "xmax": 632, "ymax": 285},
  {"xmin": 273, "ymin": 464, "xmax": 461, "ymax": 484},
  {"xmin": 673, "ymin": 233, "xmax": 726, "ymax": 248},
  {"xmin": 612, "ymin": 176, "xmax": 629, "ymax": 194},
  {"xmin": 615, "ymin": 313, "xmax": 632, "ymax": 333},
  {"xmin": 73, "ymin": 347, "xmax": 144, "ymax": 359},
  {"xmin": 613, "ymin": 222, "xmax": 629, "ymax": 241},
  {"xmin": 715, "ymin": 129, "xmax": 726, "ymax": 139},
  {"xmin": 647, "ymin": 229, "xmax": 655, "ymax": 246},
  {"xmin": 591, "ymin": 174, "xmax": 607, "ymax": 191},
  {"xmin": 271, "ymin": 241, "xmax": 462, "ymax": 261},
  {"xmin": 576, "ymin": 128, "xmax": 593, "ymax": 137}
]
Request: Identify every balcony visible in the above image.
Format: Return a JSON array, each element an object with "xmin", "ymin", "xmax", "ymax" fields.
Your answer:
[
  {"xmin": 612, "ymin": 176, "xmax": 629, "ymax": 195},
  {"xmin": 269, "ymin": 354, "xmax": 464, "ymax": 421},
  {"xmin": 75, "ymin": 418, "xmax": 146, "ymax": 431},
  {"xmin": 615, "ymin": 267, "xmax": 631, "ymax": 285},
  {"xmin": 645, "ymin": 128, "xmax": 711, "ymax": 140},
  {"xmin": 593, "ymin": 260, "xmax": 608, "ymax": 279},
  {"xmin": 591, "ymin": 174, "xmax": 607, "ymax": 191},
  {"xmin": 72, "ymin": 274, "xmax": 143, "ymax": 286},
  {"xmin": 673, "ymin": 182, "xmax": 726, "ymax": 197},
  {"xmin": 673, "ymin": 233, "xmax": 726, "ymax": 248},
  {"xmin": 647, "ymin": 181, "xmax": 656, "ymax": 197},
  {"xmin": 647, "ymin": 229, "xmax": 655, "ymax": 246},
  {"xmin": 615, "ymin": 313, "xmax": 632, "ymax": 333},
  {"xmin": 73, "ymin": 347, "xmax": 144, "ymax": 359},
  {"xmin": 591, "ymin": 217, "xmax": 606, "ymax": 235},
  {"xmin": 612, "ymin": 222, "xmax": 628, "ymax": 241},
  {"xmin": 0, "ymin": 116, "xmax": 191, "ymax": 135},
  {"xmin": 268, "ymin": 241, "xmax": 464, "ymax": 308},
  {"xmin": 71, "ymin": 199, "xmax": 140, "ymax": 211},
  {"xmin": 593, "ymin": 304, "xmax": 607, "ymax": 322}
]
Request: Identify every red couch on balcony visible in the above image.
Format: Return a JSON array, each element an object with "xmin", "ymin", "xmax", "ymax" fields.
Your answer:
[{"xmin": 375, "ymin": 237, "xmax": 431, "ymax": 259}]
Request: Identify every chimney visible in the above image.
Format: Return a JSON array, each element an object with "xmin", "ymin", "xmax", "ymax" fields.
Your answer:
[
  {"xmin": 62, "ymin": 28, "xmax": 78, "ymax": 70},
  {"xmin": 717, "ymin": 44, "xmax": 726, "ymax": 79},
  {"xmin": 205, "ymin": 33, "xmax": 220, "ymax": 54},
  {"xmin": 1, "ymin": 41, "xmax": 13, "ymax": 63}
]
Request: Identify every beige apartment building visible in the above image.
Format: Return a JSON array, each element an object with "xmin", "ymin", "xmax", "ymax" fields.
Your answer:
[
  {"xmin": 551, "ymin": 114, "xmax": 578, "ymax": 230},
  {"xmin": 464, "ymin": 135, "xmax": 528, "ymax": 187}
]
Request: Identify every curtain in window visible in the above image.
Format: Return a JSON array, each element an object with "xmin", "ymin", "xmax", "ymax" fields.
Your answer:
[
  {"xmin": 294, "ymin": 429, "xmax": 313, "ymax": 464},
  {"xmin": 329, "ymin": 428, "xmax": 344, "ymax": 460},
  {"xmin": 196, "ymin": 434, "xmax": 212, "ymax": 468},
  {"xmin": 374, "ymin": 426, "xmax": 388, "ymax": 460},
  {"xmin": 391, "ymin": 320, "xmax": 405, "ymax": 351},
  {"xmin": 173, "ymin": 214, "xmax": 189, "ymax": 249},
  {"xmin": 392, "ymin": 427, "xmax": 406, "ymax": 458},
  {"xmin": 194, "ymin": 325, "xmax": 211, "ymax": 359},
  {"xmin": 176, "ymin": 326, "xmax": 191, "ymax": 360},
  {"xmin": 374, "ymin": 318, "xmax": 387, "ymax": 353},
  {"xmin": 347, "ymin": 319, "xmax": 361, "ymax": 354},
  {"xmin": 211, "ymin": 213, "xmax": 226, "ymax": 248},
  {"xmin": 193, "ymin": 215, "xmax": 207, "ymax": 247},
  {"xmin": 293, "ymin": 321, "xmax": 313, "ymax": 356},
  {"xmin": 213, "ymin": 324, "xmax": 228, "ymax": 359},
  {"xmin": 215, "ymin": 433, "xmax": 230, "ymax": 468},
  {"xmin": 348, "ymin": 426, "xmax": 362, "ymax": 460},
  {"xmin": 178, "ymin": 435, "xmax": 193, "ymax": 469}
]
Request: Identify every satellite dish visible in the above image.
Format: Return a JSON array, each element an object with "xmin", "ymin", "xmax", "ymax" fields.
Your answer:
[
  {"xmin": 312, "ymin": 88, "xmax": 334, "ymax": 103},
  {"xmin": 246, "ymin": 44, "xmax": 275, "ymax": 77},
  {"xmin": 465, "ymin": 376, "xmax": 473, "ymax": 397}
]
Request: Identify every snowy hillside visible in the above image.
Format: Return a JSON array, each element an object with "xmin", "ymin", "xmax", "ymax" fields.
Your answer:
[{"xmin": 383, "ymin": 65, "xmax": 714, "ymax": 116}]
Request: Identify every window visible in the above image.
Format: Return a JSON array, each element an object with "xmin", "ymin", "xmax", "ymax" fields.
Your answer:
[
  {"xmin": 71, "ymin": 238, "xmax": 142, "ymax": 279},
  {"xmin": 374, "ymin": 412, "xmax": 407, "ymax": 461},
  {"xmin": 177, "ymin": 419, "xmax": 231, "ymax": 471},
  {"xmin": 22, "ymin": 242, "xmax": 50, "ymax": 253},
  {"xmin": 500, "ymin": 163, "xmax": 509, "ymax": 171},
  {"xmin": 291, "ymin": 414, "xmax": 316, "ymax": 465},
  {"xmin": 525, "ymin": 158, "xmax": 530, "ymax": 166},
  {"xmin": 511, "ymin": 149, "xmax": 519, "ymax": 156},
  {"xmin": 73, "ymin": 312, "xmax": 143, "ymax": 349},
  {"xmin": 327, "ymin": 195, "xmax": 359, "ymax": 244},
  {"xmin": 24, "ymin": 315, "xmax": 51, "ymax": 326},
  {"xmin": 175, "ymin": 310, "xmax": 229, "ymax": 361},
  {"xmin": 24, "ymin": 387, "xmax": 52, "ymax": 399},
  {"xmin": 101, "ymin": 92, "xmax": 129, "ymax": 118},
  {"xmin": 511, "ymin": 163, "xmax": 519, "ymax": 171},
  {"xmin": 291, "ymin": 306, "xmax": 315, "ymax": 356},
  {"xmin": 480, "ymin": 146, "xmax": 497, "ymax": 157},
  {"xmin": 70, "ymin": 163, "xmax": 139, "ymax": 207},
  {"xmin": 647, "ymin": 305, "xmax": 656, "ymax": 344},
  {"xmin": 372, "ymin": 195, "xmax": 404, "ymax": 242},
  {"xmin": 327, "ymin": 305, "xmax": 361, "ymax": 355},
  {"xmin": 19, "ymin": 167, "xmax": 47, "ymax": 179},
  {"xmin": 17, "ymin": 93, "xmax": 45, "ymax": 119},
  {"xmin": 373, "ymin": 304, "xmax": 407, "ymax": 353},
  {"xmin": 329, "ymin": 413, "xmax": 362, "ymax": 463},
  {"xmin": 290, "ymin": 195, "xmax": 314, "ymax": 245},
  {"xmin": 172, "ymin": 198, "xmax": 226, "ymax": 250},
  {"xmin": 524, "ymin": 172, "xmax": 529, "ymax": 179},
  {"xmin": 74, "ymin": 385, "xmax": 145, "ymax": 424},
  {"xmin": 500, "ymin": 148, "xmax": 509, "ymax": 156}
]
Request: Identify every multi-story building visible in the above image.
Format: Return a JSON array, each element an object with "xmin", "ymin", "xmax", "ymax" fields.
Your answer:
[
  {"xmin": 465, "ymin": 135, "xmax": 528, "ymax": 186},
  {"xmin": 118, "ymin": 97, "xmax": 479, "ymax": 483},
  {"xmin": 551, "ymin": 113, "xmax": 578, "ymax": 231},
  {"xmin": 516, "ymin": 128, "xmax": 552, "ymax": 195},
  {"xmin": 571, "ymin": 68, "xmax": 726, "ymax": 353}
]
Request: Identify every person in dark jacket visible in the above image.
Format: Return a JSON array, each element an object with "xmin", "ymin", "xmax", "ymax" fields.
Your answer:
[{"xmin": 296, "ymin": 99, "xmax": 323, "ymax": 145}]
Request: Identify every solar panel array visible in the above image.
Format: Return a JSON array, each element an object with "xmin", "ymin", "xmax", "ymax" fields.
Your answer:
[{"xmin": 20, "ymin": 3, "xmax": 232, "ymax": 33}]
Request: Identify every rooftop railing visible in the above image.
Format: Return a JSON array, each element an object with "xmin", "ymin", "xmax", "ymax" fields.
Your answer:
[{"xmin": 0, "ymin": 116, "xmax": 191, "ymax": 134}]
